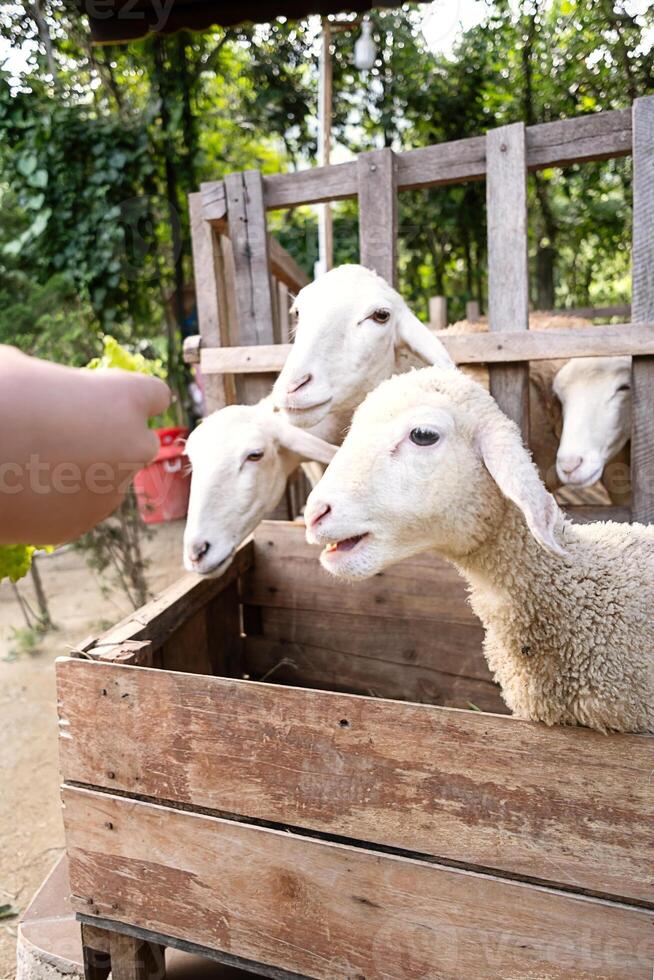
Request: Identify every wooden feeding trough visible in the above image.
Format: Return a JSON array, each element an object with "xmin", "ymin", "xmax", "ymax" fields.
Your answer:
[{"xmin": 58, "ymin": 97, "xmax": 654, "ymax": 980}]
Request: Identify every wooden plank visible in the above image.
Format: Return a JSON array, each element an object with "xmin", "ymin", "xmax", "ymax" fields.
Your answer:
[
  {"xmin": 224, "ymin": 171, "xmax": 276, "ymax": 404},
  {"xmin": 631, "ymin": 96, "xmax": 654, "ymax": 524},
  {"xmin": 58, "ymin": 661, "xmax": 654, "ymax": 904},
  {"xmin": 548, "ymin": 303, "xmax": 631, "ymax": 320},
  {"xmin": 188, "ymin": 193, "xmax": 230, "ymax": 413},
  {"xmin": 108, "ymin": 932, "xmax": 165, "ymax": 980},
  {"xmin": 196, "ymin": 324, "xmax": 654, "ymax": 376},
  {"xmin": 268, "ymin": 236, "xmax": 310, "ymax": 292},
  {"xmin": 277, "ymin": 281, "xmax": 291, "ymax": 344},
  {"xmin": 81, "ymin": 923, "xmax": 111, "ymax": 980},
  {"xmin": 487, "ymin": 122, "xmax": 530, "ymax": 435},
  {"xmin": 85, "ymin": 542, "xmax": 253, "ymax": 656},
  {"xmin": 242, "ymin": 521, "xmax": 480, "ymax": 625},
  {"xmin": 242, "ymin": 633, "xmax": 504, "ymax": 713},
  {"xmin": 200, "ymin": 110, "xmax": 632, "ymax": 217},
  {"xmin": 526, "ymin": 107, "xmax": 632, "ymax": 170},
  {"xmin": 64, "ymin": 787, "xmax": 654, "ymax": 978},
  {"xmin": 78, "ymin": 916, "xmax": 303, "ymax": 980},
  {"xmin": 357, "ymin": 148, "xmax": 398, "ymax": 285},
  {"xmin": 204, "ymin": 580, "xmax": 243, "ymax": 678}
]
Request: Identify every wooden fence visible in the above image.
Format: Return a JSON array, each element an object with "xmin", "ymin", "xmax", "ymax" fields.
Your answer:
[{"xmin": 187, "ymin": 97, "xmax": 654, "ymax": 525}]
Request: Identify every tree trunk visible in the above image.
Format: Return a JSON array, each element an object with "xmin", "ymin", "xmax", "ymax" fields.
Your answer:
[{"xmin": 30, "ymin": 558, "xmax": 54, "ymax": 629}]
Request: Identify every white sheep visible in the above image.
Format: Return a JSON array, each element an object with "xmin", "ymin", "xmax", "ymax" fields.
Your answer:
[
  {"xmin": 272, "ymin": 263, "xmax": 454, "ymax": 427},
  {"xmin": 305, "ymin": 366, "xmax": 654, "ymax": 733},
  {"xmin": 440, "ymin": 313, "xmax": 624, "ymax": 505},
  {"xmin": 553, "ymin": 355, "xmax": 631, "ymax": 505},
  {"xmin": 185, "ymin": 264, "xmax": 454, "ymax": 574},
  {"xmin": 183, "ymin": 400, "xmax": 335, "ymax": 576}
]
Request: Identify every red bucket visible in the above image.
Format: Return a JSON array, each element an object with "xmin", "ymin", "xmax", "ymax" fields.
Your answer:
[{"xmin": 133, "ymin": 427, "xmax": 190, "ymax": 525}]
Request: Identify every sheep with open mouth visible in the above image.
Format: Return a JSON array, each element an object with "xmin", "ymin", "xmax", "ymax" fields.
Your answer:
[{"xmin": 305, "ymin": 366, "xmax": 654, "ymax": 734}]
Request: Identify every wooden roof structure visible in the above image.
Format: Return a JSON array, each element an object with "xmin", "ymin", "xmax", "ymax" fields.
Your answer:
[{"xmin": 81, "ymin": 0, "xmax": 395, "ymax": 44}]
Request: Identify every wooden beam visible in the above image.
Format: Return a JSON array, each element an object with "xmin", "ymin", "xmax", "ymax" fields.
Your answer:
[
  {"xmin": 188, "ymin": 192, "xmax": 230, "ymax": 412},
  {"xmin": 357, "ymin": 148, "xmax": 398, "ymax": 285},
  {"xmin": 64, "ymin": 787, "xmax": 654, "ymax": 979},
  {"xmin": 268, "ymin": 236, "xmax": 310, "ymax": 293},
  {"xmin": 224, "ymin": 170, "xmax": 276, "ymax": 404},
  {"xmin": 194, "ymin": 324, "xmax": 654, "ymax": 375},
  {"xmin": 200, "ymin": 108, "xmax": 633, "ymax": 219},
  {"xmin": 631, "ymin": 95, "xmax": 654, "ymax": 524},
  {"xmin": 486, "ymin": 122, "xmax": 530, "ymax": 435}
]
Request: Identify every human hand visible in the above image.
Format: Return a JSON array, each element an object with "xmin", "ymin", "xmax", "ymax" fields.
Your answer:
[{"xmin": 0, "ymin": 346, "xmax": 171, "ymax": 544}]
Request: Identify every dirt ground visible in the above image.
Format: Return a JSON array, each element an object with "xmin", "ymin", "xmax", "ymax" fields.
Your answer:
[{"xmin": 0, "ymin": 520, "xmax": 186, "ymax": 980}]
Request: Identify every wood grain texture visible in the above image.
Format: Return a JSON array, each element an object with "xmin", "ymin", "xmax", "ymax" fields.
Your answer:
[
  {"xmin": 357, "ymin": 148, "xmax": 398, "ymax": 285},
  {"xmin": 242, "ymin": 521, "xmax": 479, "ymax": 625},
  {"xmin": 631, "ymin": 96, "xmax": 654, "ymax": 524},
  {"xmin": 486, "ymin": 122, "xmax": 530, "ymax": 435},
  {"xmin": 188, "ymin": 192, "xmax": 229, "ymax": 413},
  {"xmin": 201, "ymin": 109, "xmax": 632, "ymax": 214},
  {"xmin": 64, "ymin": 787, "xmax": 654, "ymax": 979},
  {"xmin": 268, "ymin": 236, "xmax": 310, "ymax": 292},
  {"xmin": 195, "ymin": 324, "xmax": 654, "ymax": 376},
  {"xmin": 58, "ymin": 660, "xmax": 654, "ymax": 903},
  {"xmin": 224, "ymin": 171, "xmax": 276, "ymax": 404},
  {"xmin": 244, "ymin": 602, "xmax": 502, "ymax": 712},
  {"xmin": 109, "ymin": 933, "xmax": 165, "ymax": 980}
]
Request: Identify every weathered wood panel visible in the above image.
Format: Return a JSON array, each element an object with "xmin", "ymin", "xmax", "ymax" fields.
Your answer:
[
  {"xmin": 64, "ymin": 787, "xmax": 654, "ymax": 979},
  {"xmin": 486, "ymin": 122, "xmax": 530, "ymax": 436},
  {"xmin": 58, "ymin": 659, "xmax": 654, "ymax": 904},
  {"xmin": 242, "ymin": 634, "xmax": 504, "ymax": 712},
  {"xmin": 241, "ymin": 522, "xmax": 479, "ymax": 625},
  {"xmin": 193, "ymin": 323, "xmax": 654, "ymax": 376},
  {"xmin": 188, "ymin": 192, "xmax": 230, "ymax": 412},
  {"xmin": 200, "ymin": 108, "xmax": 632, "ymax": 218},
  {"xmin": 357, "ymin": 148, "xmax": 397, "ymax": 286},
  {"xmin": 631, "ymin": 96, "xmax": 654, "ymax": 525},
  {"xmin": 224, "ymin": 171, "xmax": 276, "ymax": 405},
  {"xmin": 108, "ymin": 932, "xmax": 165, "ymax": 980}
]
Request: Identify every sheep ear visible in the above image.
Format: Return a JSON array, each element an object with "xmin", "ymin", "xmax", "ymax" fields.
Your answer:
[
  {"xmin": 477, "ymin": 422, "xmax": 567, "ymax": 558},
  {"xmin": 274, "ymin": 419, "xmax": 337, "ymax": 466},
  {"xmin": 397, "ymin": 306, "xmax": 455, "ymax": 370}
]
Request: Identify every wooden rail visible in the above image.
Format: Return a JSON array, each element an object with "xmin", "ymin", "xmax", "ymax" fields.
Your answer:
[
  {"xmin": 183, "ymin": 323, "xmax": 654, "ymax": 373},
  {"xmin": 201, "ymin": 108, "xmax": 632, "ymax": 220}
]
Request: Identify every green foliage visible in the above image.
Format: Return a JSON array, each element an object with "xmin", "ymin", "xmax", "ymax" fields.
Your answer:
[{"xmin": 0, "ymin": 545, "xmax": 53, "ymax": 585}]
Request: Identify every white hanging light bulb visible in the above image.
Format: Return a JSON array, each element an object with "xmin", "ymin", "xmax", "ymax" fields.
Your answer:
[{"xmin": 354, "ymin": 16, "xmax": 377, "ymax": 71}]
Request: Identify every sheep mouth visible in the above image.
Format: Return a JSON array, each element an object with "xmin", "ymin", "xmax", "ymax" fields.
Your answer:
[
  {"xmin": 284, "ymin": 397, "xmax": 333, "ymax": 415},
  {"xmin": 324, "ymin": 533, "xmax": 369, "ymax": 554}
]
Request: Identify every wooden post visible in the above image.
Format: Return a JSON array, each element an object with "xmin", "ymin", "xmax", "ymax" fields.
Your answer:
[
  {"xmin": 189, "ymin": 193, "xmax": 232, "ymax": 412},
  {"xmin": 357, "ymin": 147, "xmax": 398, "ymax": 286},
  {"xmin": 631, "ymin": 95, "xmax": 654, "ymax": 524},
  {"xmin": 109, "ymin": 933, "xmax": 165, "ymax": 980},
  {"xmin": 429, "ymin": 296, "xmax": 447, "ymax": 329},
  {"xmin": 81, "ymin": 924, "xmax": 111, "ymax": 980},
  {"xmin": 486, "ymin": 122, "xmax": 529, "ymax": 437},
  {"xmin": 466, "ymin": 299, "xmax": 481, "ymax": 322},
  {"xmin": 224, "ymin": 170, "xmax": 276, "ymax": 404},
  {"xmin": 317, "ymin": 19, "xmax": 333, "ymax": 273},
  {"xmin": 278, "ymin": 280, "xmax": 291, "ymax": 343}
]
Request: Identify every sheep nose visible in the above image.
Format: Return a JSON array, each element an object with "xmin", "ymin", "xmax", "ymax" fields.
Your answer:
[
  {"xmin": 558, "ymin": 454, "xmax": 583, "ymax": 477},
  {"xmin": 286, "ymin": 373, "xmax": 312, "ymax": 395},
  {"xmin": 188, "ymin": 541, "xmax": 210, "ymax": 563},
  {"xmin": 306, "ymin": 501, "xmax": 331, "ymax": 529}
]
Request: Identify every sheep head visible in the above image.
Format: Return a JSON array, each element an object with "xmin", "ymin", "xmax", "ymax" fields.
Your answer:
[
  {"xmin": 305, "ymin": 367, "xmax": 565, "ymax": 580},
  {"xmin": 183, "ymin": 403, "xmax": 336, "ymax": 576},
  {"xmin": 272, "ymin": 264, "xmax": 454, "ymax": 428},
  {"xmin": 553, "ymin": 356, "xmax": 631, "ymax": 488}
]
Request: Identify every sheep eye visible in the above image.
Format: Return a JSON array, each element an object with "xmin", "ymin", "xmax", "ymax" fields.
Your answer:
[
  {"xmin": 371, "ymin": 309, "xmax": 391, "ymax": 324},
  {"xmin": 247, "ymin": 450, "xmax": 264, "ymax": 462},
  {"xmin": 616, "ymin": 383, "xmax": 631, "ymax": 393},
  {"xmin": 410, "ymin": 427, "xmax": 440, "ymax": 446}
]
